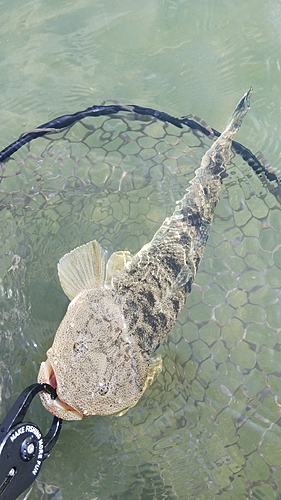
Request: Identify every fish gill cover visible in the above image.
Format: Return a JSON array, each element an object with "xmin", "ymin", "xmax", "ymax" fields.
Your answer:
[{"xmin": 0, "ymin": 102, "xmax": 281, "ymax": 499}]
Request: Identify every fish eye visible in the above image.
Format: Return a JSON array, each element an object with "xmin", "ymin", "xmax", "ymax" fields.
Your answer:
[
  {"xmin": 73, "ymin": 341, "xmax": 87, "ymax": 353},
  {"xmin": 98, "ymin": 382, "xmax": 109, "ymax": 396}
]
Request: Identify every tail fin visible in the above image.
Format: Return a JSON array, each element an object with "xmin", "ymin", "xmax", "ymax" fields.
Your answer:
[
  {"xmin": 224, "ymin": 87, "xmax": 252, "ymax": 138},
  {"xmin": 201, "ymin": 88, "xmax": 252, "ymax": 172}
]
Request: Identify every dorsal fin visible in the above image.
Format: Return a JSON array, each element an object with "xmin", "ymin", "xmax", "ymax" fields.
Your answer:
[
  {"xmin": 105, "ymin": 250, "xmax": 133, "ymax": 286},
  {"xmin": 58, "ymin": 240, "xmax": 107, "ymax": 300}
]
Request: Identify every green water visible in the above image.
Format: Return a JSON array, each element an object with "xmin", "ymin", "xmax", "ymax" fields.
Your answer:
[{"xmin": 1, "ymin": 1, "xmax": 281, "ymax": 499}]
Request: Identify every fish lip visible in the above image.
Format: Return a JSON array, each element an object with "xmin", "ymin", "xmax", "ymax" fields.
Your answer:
[
  {"xmin": 39, "ymin": 358, "xmax": 84, "ymax": 420},
  {"xmin": 46, "ymin": 357, "xmax": 57, "ymax": 390}
]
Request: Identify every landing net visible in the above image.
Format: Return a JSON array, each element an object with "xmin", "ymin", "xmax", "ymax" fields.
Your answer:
[{"xmin": 1, "ymin": 103, "xmax": 281, "ymax": 499}]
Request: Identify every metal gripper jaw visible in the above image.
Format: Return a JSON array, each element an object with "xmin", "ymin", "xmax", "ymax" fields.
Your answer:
[{"xmin": 0, "ymin": 383, "xmax": 62, "ymax": 500}]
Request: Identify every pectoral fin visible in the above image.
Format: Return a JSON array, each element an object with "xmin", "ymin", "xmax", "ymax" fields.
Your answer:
[
  {"xmin": 105, "ymin": 250, "xmax": 133, "ymax": 286},
  {"xmin": 58, "ymin": 240, "xmax": 107, "ymax": 300},
  {"xmin": 143, "ymin": 355, "xmax": 162, "ymax": 391}
]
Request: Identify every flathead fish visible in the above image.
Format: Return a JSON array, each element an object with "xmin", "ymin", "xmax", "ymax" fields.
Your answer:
[{"xmin": 38, "ymin": 89, "xmax": 252, "ymax": 420}]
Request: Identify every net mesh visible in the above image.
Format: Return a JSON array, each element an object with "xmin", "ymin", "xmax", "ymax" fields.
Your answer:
[{"xmin": 1, "ymin": 110, "xmax": 281, "ymax": 500}]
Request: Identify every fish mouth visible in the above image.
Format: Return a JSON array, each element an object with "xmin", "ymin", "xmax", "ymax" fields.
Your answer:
[{"xmin": 38, "ymin": 358, "xmax": 83, "ymax": 421}]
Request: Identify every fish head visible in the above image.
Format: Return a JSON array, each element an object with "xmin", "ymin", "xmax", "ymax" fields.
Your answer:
[{"xmin": 38, "ymin": 288, "xmax": 148, "ymax": 420}]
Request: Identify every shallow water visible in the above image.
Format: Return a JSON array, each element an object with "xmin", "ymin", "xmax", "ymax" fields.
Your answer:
[{"xmin": 1, "ymin": 1, "xmax": 281, "ymax": 499}]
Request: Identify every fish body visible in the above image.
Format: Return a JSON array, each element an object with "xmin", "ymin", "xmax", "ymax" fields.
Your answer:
[{"xmin": 38, "ymin": 89, "xmax": 251, "ymax": 420}]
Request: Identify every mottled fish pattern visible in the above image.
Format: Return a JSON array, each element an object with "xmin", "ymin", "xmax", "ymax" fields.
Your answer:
[
  {"xmin": 116, "ymin": 89, "xmax": 252, "ymax": 355},
  {"xmin": 38, "ymin": 89, "xmax": 251, "ymax": 420}
]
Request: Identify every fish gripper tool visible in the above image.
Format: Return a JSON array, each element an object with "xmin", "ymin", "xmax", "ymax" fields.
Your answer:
[{"xmin": 0, "ymin": 383, "xmax": 62, "ymax": 499}]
